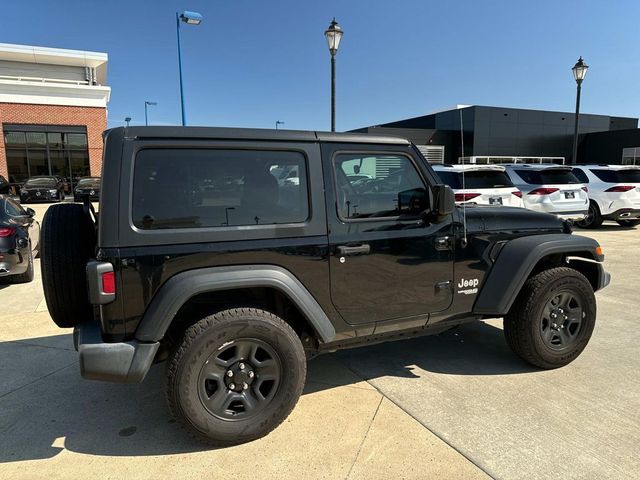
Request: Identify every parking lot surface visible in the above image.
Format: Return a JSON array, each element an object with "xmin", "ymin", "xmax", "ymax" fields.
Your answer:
[{"xmin": 1, "ymin": 204, "xmax": 638, "ymax": 479}]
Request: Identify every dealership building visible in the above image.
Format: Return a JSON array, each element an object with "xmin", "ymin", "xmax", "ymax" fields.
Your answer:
[
  {"xmin": 354, "ymin": 105, "xmax": 640, "ymax": 165},
  {"xmin": 0, "ymin": 43, "xmax": 109, "ymax": 191}
]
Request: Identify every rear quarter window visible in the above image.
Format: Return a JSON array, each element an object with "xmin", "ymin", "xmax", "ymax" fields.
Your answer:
[{"xmin": 132, "ymin": 148, "xmax": 309, "ymax": 230}]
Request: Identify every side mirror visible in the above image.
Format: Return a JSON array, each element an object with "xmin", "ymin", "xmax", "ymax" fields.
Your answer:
[
  {"xmin": 431, "ymin": 184, "xmax": 455, "ymax": 217},
  {"xmin": 26, "ymin": 207, "xmax": 36, "ymax": 217}
]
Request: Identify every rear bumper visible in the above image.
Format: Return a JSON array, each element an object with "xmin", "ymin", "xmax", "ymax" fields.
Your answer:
[
  {"xmin": 602, "ymin": 208, "xmax": 640, "ymax": 221},
  {"xmin": 555, "ymin": 210, "xmax": 588, "ymax": 221},
  {"xmin": 73, "ymin": 321, "xmax": 159, "ymax": 383}
]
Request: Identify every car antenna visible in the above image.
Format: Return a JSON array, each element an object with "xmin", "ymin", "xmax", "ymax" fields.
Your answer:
[{"xmin": 459, "ymin": 107, "xmax": 468, "ymax": 248}]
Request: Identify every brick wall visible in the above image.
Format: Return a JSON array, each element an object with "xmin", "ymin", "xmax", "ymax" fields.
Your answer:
[{"xmin": 0, "ymin": 102, "xmax": 107, "ymax": 179}]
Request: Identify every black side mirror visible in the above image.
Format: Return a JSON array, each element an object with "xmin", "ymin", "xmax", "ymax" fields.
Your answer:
[
  {"xmin": 26, "ymin": 208, "xmax": 36, "ymax": 217},
  {"xmin": 431, "ymin": 184, "xmax": 455, "ymax": 217}
]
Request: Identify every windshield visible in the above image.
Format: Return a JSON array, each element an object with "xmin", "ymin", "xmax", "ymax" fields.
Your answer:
[
  {"xmin": 515, "ymin": 169, "xmax": 580, "ymax": 185},
  {"xmin": 77, "ymin": 178, "xmax": 101, "ymax": 187},
  {"xmin": 436, "ymin": 170, "xmax": 514, "ymax": 189},
  {"xmin": 591, "ymin": 169, "xmax": 640, "ymax": 183},
  {"xmin": 24, "ymin": 177, "xmax": 56, "ymax": 187}
]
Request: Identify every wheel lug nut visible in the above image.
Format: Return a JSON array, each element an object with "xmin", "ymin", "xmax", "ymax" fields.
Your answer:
[
  {"xmin": 242, "ymin": 382, "xmax": 249, "ymax": 390},
  {"xmin": 228, "ymin": 383, "xmax": 236, "ymax": 390},
  {"xmin": 248, "ymin": 371, "xmax": 254, "ymax": 378},
  {"xmin": 239, "ymin": 363, "xmax": 245, "ymax": 370},
  {"xmin": 226, "ymin": 370, "xmax": 233, "ymax": 377}
]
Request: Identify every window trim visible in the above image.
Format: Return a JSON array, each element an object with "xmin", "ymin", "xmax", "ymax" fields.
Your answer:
[
  {"xmin": 128, "ymin": 145, "xmax": 314, "ymax": 234},
  {"xmin": 331, "ymin": 150, "xmax": 430, "ymax": 223}
]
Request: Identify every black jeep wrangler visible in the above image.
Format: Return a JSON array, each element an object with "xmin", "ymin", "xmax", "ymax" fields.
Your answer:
[{"xmin": 40, "ymin": 127, "xmax": 610, "ymax": 446}]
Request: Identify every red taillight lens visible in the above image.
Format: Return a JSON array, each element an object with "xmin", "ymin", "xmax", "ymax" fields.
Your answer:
[
  {"xmin": 527, "ymin": 187, "xmax": 559, "ymax": 195},
  {"xmin": 454, "ymin": 192, "xmax": 481, "ymax": 202},
  {"xmin": 605, "ymin": 185, "xmax": 635, "ymax": 193},
  {"xmin": 581, "ymin": 186, "xmax": 588, "ymax": 193},
  {"xmin": 0, "ymin": 227, "xmax": 16, "ymax": 237},
  {"xmin": 512, "ymin": 190, "xmax": 523, "ymax": 198},
  {"xmin": 101, "ymin": 271, "xmax": 116, "ymax": 294}
]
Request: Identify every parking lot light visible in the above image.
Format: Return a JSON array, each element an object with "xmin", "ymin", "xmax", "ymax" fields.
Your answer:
[
  {"xmin": 144, "ymin": 101, "xmax": 157, "ymax": 126},
  {"xmin": 325, "ymin": 18, "xmax": 343, "ymax": 132},
  {"xmin": 570, "ymin": 56, "xmax": 589, "ymax": 164},
  {"xmin": 176, "ymin": 10, "xmax": 203, "ymax": 126}
]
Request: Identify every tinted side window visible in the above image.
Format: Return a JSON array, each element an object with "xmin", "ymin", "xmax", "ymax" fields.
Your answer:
[
  {"xmin": 132, "ymin": 149, "xmax": 309, "ymax": 230},
  {"xmin": 464, "ymin": 171, "xmax": 513, "ymax": 189},
  {"xmin": 4, "ymin": 198, "xmax": 25, "ymax": 217},
  {"xmin": 334, "ymin": 153, "xmax": 427, "ymax": 219},
  {"xmin": 435, "ymin": 171, "xmax": 461, "ymax": 189}
]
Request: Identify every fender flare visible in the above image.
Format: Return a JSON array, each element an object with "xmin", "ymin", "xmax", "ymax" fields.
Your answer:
[
  {"xmin": 134, "ymin": 265, "xmax": 336, "ymax": 343},
  {"xmin": 472, "ymin": 234, "xmax": 603, "ymax": 316}
]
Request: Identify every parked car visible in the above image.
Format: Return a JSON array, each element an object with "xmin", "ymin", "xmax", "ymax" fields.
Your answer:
[
  {"xmin": 504, "ymin": 164, "xmax": 588, "ymax": 221},
  {"xmin": 0, "ymin": 195, "xmax": 39, "ymax": 283},
  {"xmin": 571, "ymin": 165, "xmax": 640, "ymax": 228},
  {"xmin": 74, "ymin": 177, "xmax": 101, "ymax": 201},
  {"xmin": 19, "ymin": 176, "xmax": 65, "ymax": 203},
  {"xmin": 0, "ymin": 175, "xmax": 11, "ymax": 195},
  {"xmin": 433, "ymin": 164, "xmax": 524, "ymax": 207}
]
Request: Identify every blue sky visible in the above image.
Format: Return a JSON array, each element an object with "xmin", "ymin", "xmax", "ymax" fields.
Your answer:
[{"xmin": 2, "ymin": 0, "xmax": 639, "ymax": 130}]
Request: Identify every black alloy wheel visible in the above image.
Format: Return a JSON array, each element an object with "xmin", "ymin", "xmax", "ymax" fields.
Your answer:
[
  {"xmin": 539, "ymin": 292, "xmax": 584, "ymax": 351},
  {"xmin": 197, "ymin": 338, "xmax": 282, "ymax": 420},
  {"xmin": 575, "ymin": 201, "xmax": 602, "ymax": 229}
]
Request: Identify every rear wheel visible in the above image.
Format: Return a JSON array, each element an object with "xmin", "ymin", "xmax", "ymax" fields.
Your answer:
[
  {"xmin": 166, "ymin": 308, "xmax": 306, "ymax": 446},
  {"xmin": 616, "ymin": 219, "xmax": 640, "ymax": 227},
  {"xmin": 575, "ymin": 201, "xmax": 602, "ymax": 229},
  {"xmin": 11, "ymin": 246, "xmax": 34, "ymax": 284},
  {"xmin": 504, "ymin": 267, "xmax": 596, "ymax": 369},
  {"xmin": 40, "ymin": 203, "xmax": 96, "ymax": 328}
]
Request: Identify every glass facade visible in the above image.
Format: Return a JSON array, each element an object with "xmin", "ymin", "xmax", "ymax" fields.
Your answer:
[{"xmin": 3, "ymin": 126, "xmax": 90, "ymax": 191}]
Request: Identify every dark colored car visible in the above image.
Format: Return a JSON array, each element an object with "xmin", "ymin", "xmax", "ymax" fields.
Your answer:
[
  {"xmin": 74, "ymin": 177, "xmax": 101, "ymax": 201},
  {"xmin": 20, "ymin": 176, "xmax": 65, "ymax": 203},
  {"xmin": 0, "ymin": 175, "xmax": 10, "ymax": 195},
  {"xmin": 40, "ymin": 127, "xmax": 610, "ymax": 447},
  {"xmin": 0, "ymin": 195, "xmax": 39, "ymax": 283}
]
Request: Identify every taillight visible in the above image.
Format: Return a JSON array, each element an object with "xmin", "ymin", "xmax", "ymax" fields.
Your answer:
[
  {"xmin": 527, "ymin": 187, "xmax": 559, "ymax": 195},
  {"xmin": 0, "ymin": 227, "xmax": 16, "ymax": 237},
  {"xmin": 454, "ymin": 192, "xmax": 481, "ymax": 202},
  {"xmin": 605, "ymin": 185, "xmax": 634, "ymax": 193},
  {"xmin": 581, "ymin": 186, "xmax": 588, "ymax": 193},
  {"xmin": 512, "ymin": 190, "xmax": 523, "ymax": 198},
  {"xmin": 101, "ymin": 271, "xmax": 116, "ymax": 294}
]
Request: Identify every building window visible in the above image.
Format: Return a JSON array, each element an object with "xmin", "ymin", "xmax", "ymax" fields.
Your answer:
[{"xmin": 2, "ymin": 126, "xmax": 90, "ymax": 190}]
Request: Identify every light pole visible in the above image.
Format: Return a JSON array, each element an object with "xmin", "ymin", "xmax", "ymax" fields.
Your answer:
[
  {"xmin": 144, "ymin": 101, "xmax": 157, "ymax": 126},
  {"xmin": 124, "ymin": 116, "xmax": 131, "ymax": 127},
  {"xmin": 176, "ymin": 10, "xmax": 203, "ymax": 126},
  {"xmin": 571, "ymin": 56, "xmax": 589, "ymax": 164},
  {"xmin": 324, "ymin": 18, "xmax": 343, "ymax": 132},
  {"xmin": 275, "ymin": 120, "xmax": 284, "ymax": 130}
]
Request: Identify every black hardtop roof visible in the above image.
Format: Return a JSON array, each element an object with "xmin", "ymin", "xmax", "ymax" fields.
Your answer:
[{"xmin": 108, "ymin": 126, "xmax": 410, "ymax": 145}]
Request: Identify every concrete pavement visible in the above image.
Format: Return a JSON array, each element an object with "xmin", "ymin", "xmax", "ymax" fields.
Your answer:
[{"xmin": 1, "ymin": 203, "xmax": 638, "ymax": 479}]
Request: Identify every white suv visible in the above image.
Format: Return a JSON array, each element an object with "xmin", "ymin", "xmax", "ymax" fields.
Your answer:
[
  {"xmin": 432, "ymin": 164, "xmax": 524, "ymax": 207},
  {"xmin": 571, "ymin": 165, "xmax": 640, "ymax": 228},
  {"xmin": 503, "ymin": 164, "xmax": 588, "ymax": 221}
]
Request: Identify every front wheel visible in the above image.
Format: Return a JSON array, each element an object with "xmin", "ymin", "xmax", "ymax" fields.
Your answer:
[
  {"xmin": 617, "ymin": 219, "xmax": 640, "ymax": 227},
  {"xmin": 166, "ymin": 308, "xmax": 307, "ymax": 446},
  {"xmin": 504, "ymin": 267, "xmax": 596, "ymax": 369}
]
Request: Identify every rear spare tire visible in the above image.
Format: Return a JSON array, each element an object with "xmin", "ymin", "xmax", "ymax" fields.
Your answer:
[{"xmin": 41, "ymin": 204, "xmax": 96, "ymax": 328}]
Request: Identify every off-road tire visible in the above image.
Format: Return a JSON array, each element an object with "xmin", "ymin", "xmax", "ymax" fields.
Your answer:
[
  {"xmin": 11, "ymin": 246, "xmax": 34, "ymax": 284},
  {"xmin": 616, "ymin": 219, "xmax": 640, "ymax": 227},
  {"xmin": 40, "ymin": 203, "xmax": 96, "ymax": 328},
  {"xmin": 166, "ymin": 308, "xmax": 306, "ymax": 446},
  {"xmin": 575, "ymin": 201, "xmax": 603, "ymax": 229},
  {"xmin": 504, "ymin": 267, "xmax": 596, "ymax": 369}
]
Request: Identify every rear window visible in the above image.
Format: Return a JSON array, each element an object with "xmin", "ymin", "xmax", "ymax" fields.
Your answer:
[
  {"xmin": 132, "ymin": 149, "xmax": 309, "ymax": 230},
  {"xmin": 590, "ymin": 169, "xmax": 640, "ymax": 183},
  {"xmin": 436, "ymin": 170, "xmax": 513, "ymax": 189},
  {"xmin": 514, "ymin": 169, "xmax": 581, "ymax": 185}
]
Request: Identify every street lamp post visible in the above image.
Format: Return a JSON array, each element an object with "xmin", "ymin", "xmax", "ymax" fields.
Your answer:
[
  {"xmin": 571, "ymin": 56, "xmax": 589, "ymax": 164},
  {"xmin": 324, "ymin": 18, "xmax": 343, "ymax": 132},
  {"xmin": 144, "ymin": 101, "xmax": 157, "ymax": 126},
  {"xmin": 275, "ymin": 120, "xmax": 284, "ymax": 130},
  {"xmin": 124, "ymin": 116, "xmax": 131, "ymax": 127},
  {"xmin": 176, "ymin": 11, "xmax": 203, "ymax": 126}
]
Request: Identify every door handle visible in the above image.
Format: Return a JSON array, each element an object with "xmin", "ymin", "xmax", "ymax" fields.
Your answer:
[{"xmin": 337, "ymin": 244, "xmax": 371, "ymax": 256}]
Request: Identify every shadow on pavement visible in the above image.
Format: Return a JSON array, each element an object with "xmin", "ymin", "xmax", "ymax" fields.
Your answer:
[{"xmin": 0, "ymin": 321, "xmax": 534, "ymax": 462}]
